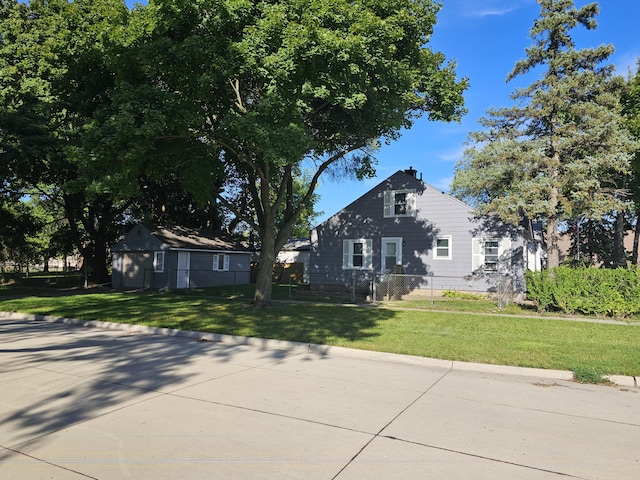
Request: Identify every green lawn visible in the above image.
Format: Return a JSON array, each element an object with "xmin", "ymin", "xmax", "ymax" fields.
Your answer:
[{"xmin": 0, "ymin": 286, "xmax": 638, "ymax": 378}]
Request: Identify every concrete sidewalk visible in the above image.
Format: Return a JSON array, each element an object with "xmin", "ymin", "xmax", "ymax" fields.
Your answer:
[{"xmin": 1, "ymin": 314, "xmax": 638, "ymax": 479}]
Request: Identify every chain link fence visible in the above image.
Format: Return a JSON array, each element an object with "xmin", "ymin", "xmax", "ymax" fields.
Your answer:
[
  {"xmin": 372, "ymin": 272, "xmax": 515, "ymax": 306},
  {"xmin": 308, "ymin": 271, "xmax": 518, "ymax": 306}
]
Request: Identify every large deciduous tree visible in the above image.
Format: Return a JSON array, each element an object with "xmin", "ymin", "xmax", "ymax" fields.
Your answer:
[
  {"xmin": 0, "ymin": 0, "xmax": 218, "ymax": 282},
  {"xmin": 0, "ymin": 0, "xmax": 134, "ymax": 282},
  {"xmin": 140, "ymin": 0, "xmax": 467, "ymax": 305},
  {"xmin": 451, "ymin": 0, "xmax": 638, "ymax": 269}
]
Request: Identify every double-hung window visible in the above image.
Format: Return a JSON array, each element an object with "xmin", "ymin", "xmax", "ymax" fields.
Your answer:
[
  {"xmin": 342, "ymin": 239, "xmax": 372, "ymax": 269},
  {"xmin": 472, "ymin": 238, "xmax": 511, "ymax": 272},
  {"xmin": 483, "ymin": 240, "xmax": 500, "ymax": 271},
  {"xmin": 384, "ymin": 189, "xmax": 416, "ymax": 218},
  {"xmin": 213, "ymin": 253, "xmax": 230, "ymax": 271}
]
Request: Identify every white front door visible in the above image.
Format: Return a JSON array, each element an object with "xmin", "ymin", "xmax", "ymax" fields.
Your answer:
[
  {"xmin": 177, "ymin": 251, "xmax": 190, "ymax": 288},
  {"xmin": 381, "ymin": 238, "xmax": 402, "ymax": 272}
]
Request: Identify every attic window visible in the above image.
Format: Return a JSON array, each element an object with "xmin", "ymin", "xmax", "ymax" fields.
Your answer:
[{"xmin": 384, "ymin": 189, "xmax": 416, "ymax": 218}]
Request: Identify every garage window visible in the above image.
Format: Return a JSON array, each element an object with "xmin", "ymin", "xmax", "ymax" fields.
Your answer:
[{"xmin": 153, "ymin": 251, "xmax": 165, "ymax": 273}]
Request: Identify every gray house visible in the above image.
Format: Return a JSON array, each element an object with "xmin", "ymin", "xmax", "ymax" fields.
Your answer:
[
  {"xmin": 309, "ymin": 168, "xmax": 543, "ymax": 296},
  {"xmin": 112, "ymin": 224, "xmax": 251, "ymax": 290}
]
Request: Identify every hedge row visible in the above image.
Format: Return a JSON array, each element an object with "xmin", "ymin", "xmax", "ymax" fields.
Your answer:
[{"xmin": 526, "ymin": 267, "xmax": 640, "ymax": 317}]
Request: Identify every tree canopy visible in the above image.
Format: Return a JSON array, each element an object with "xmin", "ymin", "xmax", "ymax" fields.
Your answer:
[
  {"xmin": 451, "ymin": 0, "xmax": 638, "ymax": 269},
  {"xmin": 1, "ymin": 0, "xmax": 466, "ymax": 300},
  {"xmin": 133, "ymin": 0, "xmax": 468, "ymax": 304}
]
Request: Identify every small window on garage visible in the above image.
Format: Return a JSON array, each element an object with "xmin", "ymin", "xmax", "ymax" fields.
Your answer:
[
  {"xmin": 153, "ymin": 251, "xmax": 165, "ymax": 273},
  {"xmin": 213, "ymin": 254, "xmax": 230, "ymax": 271}
]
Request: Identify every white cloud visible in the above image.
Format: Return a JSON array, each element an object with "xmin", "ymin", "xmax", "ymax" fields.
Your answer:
[
  {"xmin": 438, "ymin": 146, "xmax": 465, "ymax": 163},
  {"xmin": 460, "ymin": 0, "xmax": 534, "ymax": 18},
  {"xmin": 469, "ymin": 7, "xmax": 517, "ymax": 17}
]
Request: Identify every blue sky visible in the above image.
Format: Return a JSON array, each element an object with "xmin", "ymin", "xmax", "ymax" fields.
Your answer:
[{"xmin": 126, "ymin": 0, "xmax": 640, "ymax": 225}]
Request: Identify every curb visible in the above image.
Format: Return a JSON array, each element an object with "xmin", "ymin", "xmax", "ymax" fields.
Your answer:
[{"xmin": 1, "ymin": 311, "xmax": 635, "ymax": 387}]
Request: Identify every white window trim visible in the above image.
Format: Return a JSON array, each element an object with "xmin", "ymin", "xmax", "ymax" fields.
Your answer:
[
  {"xmin": 342, "ymin": 239, "xmax": 373, "ymax": 270},
  {"xmin": 383, "ymin": 189, "xmax": 417, "ymax": 218},
  {"xmin": 213, "ymin": 253, "xmax": 230, "ymax": 271},
  {"xmin": 153, "ymin": 251, "xmax": 165, "ymax": 273},
  {"xmin": 381, "ymin": 237, "xmax": 403, "ymax": 272},
  {"xmin": 472, "ymin": 237, "xmax": 512, "ymax": 272},
  {"xmin": 433, "ymin": 235, "xmax": 452, "ymax": 260}
]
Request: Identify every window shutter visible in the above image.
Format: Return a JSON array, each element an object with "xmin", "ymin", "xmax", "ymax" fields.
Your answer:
[
  {"xmin": 498, "ymin": 238, "xmax": 512, "ymax": 273},
  {"xmin": 472, "ymin": 238, "xmax": 484, "ymax": 271},
  {"xmin": 223, "ymin": 254, "xmax": 230, "ymax": 271},
  {"xmin": 343, "ymin": 240, "xmax": 351, "ymax": 268},
  {"xmin": 383, "ymin": 191, "xmax": 392, "ymax": 217},
  {"xmin": 406, "ymin": 190, "xmax": 417, "ymax": 216}
]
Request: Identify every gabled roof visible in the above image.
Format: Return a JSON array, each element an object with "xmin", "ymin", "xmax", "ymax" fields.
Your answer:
[
  {"xmin": 137, "ymin": 224, "xmax": 250, "ymax": 252},
  {"xmin": 314, "ymin": 169, "xmax": 473, "ymax": 228}
]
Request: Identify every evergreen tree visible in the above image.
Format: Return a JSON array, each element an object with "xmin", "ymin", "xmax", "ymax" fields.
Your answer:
[{"xmin": 452, "ymin": 0, "xmax": 638, "ymax": 268}]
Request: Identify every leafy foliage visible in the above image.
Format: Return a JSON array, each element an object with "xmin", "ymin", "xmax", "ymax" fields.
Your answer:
[
  {"xmin": 442, "ymin": 290, "xmax": 486, "ymax": 301},
  {"xmin": 0, "ymin": 0, "xmax": 466, "ymax": 297},
  {"xmin": 137, "ymin": 0, "xmax": 468, "ymax": 304},
  {"xmin": 526, "ymin": 266, "xmax": 640, "ymax": 317}
]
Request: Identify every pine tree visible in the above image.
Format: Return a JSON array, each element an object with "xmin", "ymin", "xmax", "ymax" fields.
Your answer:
[{"xmin": 452, "ymin": 0, "xmax": 638, "ymax": 268}]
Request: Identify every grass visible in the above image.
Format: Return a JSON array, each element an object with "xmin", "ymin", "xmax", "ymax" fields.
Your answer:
[{"xmin": 1, "ymin": 283, "xmax": 639, "ymax": 379}]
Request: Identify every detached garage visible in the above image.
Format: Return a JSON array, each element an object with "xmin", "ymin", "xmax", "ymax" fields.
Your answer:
[{"xmin": 112, "ymin": 224, "xmax": 251, "ymax": 290}]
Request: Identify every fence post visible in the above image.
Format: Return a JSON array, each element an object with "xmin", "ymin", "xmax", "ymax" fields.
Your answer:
[
  {"xmin": 371, "ymin": 272, "xmax": 376, "ymax": 303},
  {"xmin": 351, "ymin": 272, "xmax": 356, "ymax": 302},
  {"xmin": 430, "ymin": 272, "xmax": 434, "ymax": 306}
]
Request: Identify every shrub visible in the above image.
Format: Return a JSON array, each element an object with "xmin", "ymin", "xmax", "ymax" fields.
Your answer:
[
  {"xmin": 442, "ymin": 290, "xmax": 486, "ymax": 301},
  {"xmin": 526, "ymin": 267, "xmax": 640, "ymax": 317}
]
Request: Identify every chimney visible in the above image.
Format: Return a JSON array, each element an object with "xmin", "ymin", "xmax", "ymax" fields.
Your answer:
[{"xmin": 404, "ymin": 166, "xmax": 417, "ymax": 178}]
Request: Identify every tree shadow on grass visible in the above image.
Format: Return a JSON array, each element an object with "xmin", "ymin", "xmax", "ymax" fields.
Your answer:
[{"xmin": 0, "ymin": 290, "xmax": 394, "ymax": 345}]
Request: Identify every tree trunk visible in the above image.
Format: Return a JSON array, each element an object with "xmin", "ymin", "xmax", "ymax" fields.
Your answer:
[
  {"xmin": 62, "ymin": 193, "xmax": 112, "ymax": 285},
  {"xmin": 83, "ymin": 238, "xmax": 111, "ymax": 284},
  {"xmin": 613, "ymin": 209, "xmax": 626, "ymax": 268},
  {"xmin": 546, "ymin": 128, "xmax": 561, "ymax": 270},
  {"xmin": 546, "ymin": 216, "xmax": 560, "ymax": 269},
  {"xmin": 252, "ymin": 199, "xmax": 297, "ymax": 307},
  {"xmin": 546, "ymin": 172, "xmax": 561, "ymax": 269},
  {"xmin": 632, "ymin": 211, "xmax": 640, "ymax": 266},
  {"xmin": 253, "ymin": 244, "xmax": 275, "ymax": 307}
]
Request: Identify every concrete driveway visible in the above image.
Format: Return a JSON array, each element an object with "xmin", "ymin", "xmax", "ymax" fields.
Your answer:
[{"xmin": 1, "ymin": 313, "xmax": 638, "ymax": 479}]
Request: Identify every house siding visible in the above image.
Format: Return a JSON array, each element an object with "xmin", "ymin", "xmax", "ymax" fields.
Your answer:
[
  {"xmin": 309, "ymin": 171, "xmax": 527, "ymax": 294},
  {"xmin": 112, "ymin": 224, "xmax": 251, "ymax": 290}
]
